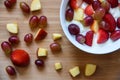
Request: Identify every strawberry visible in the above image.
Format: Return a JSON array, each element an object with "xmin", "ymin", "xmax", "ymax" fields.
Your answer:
[
  {"xmin": 85, "ymin": 31, "xmax": 94, "ymax": 46},
  {"xmin": 83, "ymin": 0, "xmax": 93, "ymax": 4},
  {"xmin": 84, "ymin": 5, "xmax": 94, "ymax": 16},
  {"xmin": 103, "ymin": 13, "xmax": 116, "ymax": 32},
  {"xmin": 97, "ymin": 29, "xmax": 109, "ymax": 44},
  {"xmin": 69, "ymin": 0, "xmax": 82, "ymax": 10},
  {"xmin": 110, "ymin": 30, "xmax": 120, "ymax": 41},
  {"xmin": 10, "ymin": 49, "xmax": 30, "ymax": 67},
  {"xmin": 107, "ymin": 0, "xmax": 118, "ymax": 8},
  {"xmin": 117, "ymin": 17, "xmax": 120, "ymax": 28}
]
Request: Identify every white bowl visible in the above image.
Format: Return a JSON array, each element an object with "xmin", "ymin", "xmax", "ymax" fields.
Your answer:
[{"xmin": 60, "ymin": 0, "xmax": 120, "ymax": 54}]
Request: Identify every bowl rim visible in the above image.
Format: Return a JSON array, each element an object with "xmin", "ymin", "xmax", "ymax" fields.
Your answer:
[{"xmin": 60, "ymin": 0, "xmax": 120, "ymax": 54}]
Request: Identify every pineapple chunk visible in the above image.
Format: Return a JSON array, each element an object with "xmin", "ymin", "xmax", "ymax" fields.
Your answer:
[
  {"xmin": 85, "ymin": 64, "xmax": 97, "ymax": 76},
  {"xmin": 54, "ymin": 62, "xmax": 62, "ymax": 70},
  {"xmin": 37, "ymin": 48, "xmax": 47, "ymax": 57},
  {"xmin": 69, "ymin": 66, "xmax": 80, "ymax": 77},
  {"xmin": 52, "ymin": 33, "xmax": 62, "ymax": 40},
  {"xmin": 6, "ymin": 23, "xmax": 18, "ymax": 34},
  {"xmin": 74, "ymin": 8, "xmax": 84, "ymax": 21},
  {"xmin": 31, "ymin": 0, "xmax": 41, "ymax": 11}
]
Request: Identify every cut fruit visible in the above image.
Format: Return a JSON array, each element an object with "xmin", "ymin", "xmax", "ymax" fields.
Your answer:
[
  {"xmin": 69, "ymin": 66, "xmax": 80, "ymax": 77},
  {"xmin": 74, "ymin": 8, "xmax": 84, "ymax": 21},
  {"xmin": 52, "ymin": 33, "xmax": 62, "ymax": 40},
  {"xmin": 37, "ymin": 48, "xmax": 47, "ymax": 57},
  {"xmin": 85, "ymin": 64, "xmax": 97, "ymax": 76},
  {"xmin": 54, "ymin": 62, "xmax": 62, "ymax": 70},
  {"xmin": 30, "ymin": 0, "xmax": 41, "ymax": 11},
  {"xmin": 110, "ymin": 30, "xmax": 120, "ymax": 41},
  {"xmin": 34, "ymin": 28, "xmax": 47, "ymax": 40},
  {"xmin": 69, "ymin": 0, "xmax": 82, "ymax": 10},
  {"xmin": 84, "ymin": 5, "xmax": 94, "ymax": 16},
  {"xmin": 90, "ymin": 20, "xmax": 99, "ymax": 33},
  {"xmin": 107, "ymin": 0, "xmax": 118, "ymax": 8},
  {"xmin": 97, "ymin": 29, "xmax": 109, "ymax": 44},
  {"xmin": 6, "ymin": 23, "xmax": 18, "ymax": 34}
]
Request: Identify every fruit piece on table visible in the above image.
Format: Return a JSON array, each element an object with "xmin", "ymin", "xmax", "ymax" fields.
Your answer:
[
  {"xmin": 97, "ymin": 29, "xmax": 109, "ymax": 44},
  {"xmin": 20, "ymin": 2, "xmax": 30, "ymax": 14},
  {"xmin": 39, "ymin": 16, "xmax": 48, "ymax": 27},
  {"xmin": 85, "ymin": 31, "xmax": 94, "ymax": 46},
  {"xmin": 50, "ymin": 42, "xmax": 61, "ymax": 52},
  {"xmin": 1, "ymin": 41, "xmax": 12, "ymax": 55},
  {"xmin": 69, "ymin": 0, "xmax": 82, "ymax": 10},
  {"xmin": 10, "ymin": 49, "xmax": 30, "ymax": 67},
  {"xmin": 117, "ymin": 17, "xmax": 120, "ymax": 28},
  {"xmin": 68, "ymin": 24, "xmax": 80, "ymax": 35},
  {"xmin": 34, "ymin": 28, "xmax": 47, "ymax": 40},
  {"xmin": 90, "ymin": 20, "xmax": 99, "ymax": 33},
  {"xmin": 4, "ymin": 0, "xmax": 13, "ymax": 8},
  {"xmin": 107, "ymin": 0, "xmax": 118, "ymax": 8},
  {"xmin": 24, "ymin": 33, "xmax": 33, "ymax": 44},
  {"xmin": 76, "ymin": 34, "xmax": 86, "ymax": 44},
  {"xmin": 8, "ymin": 0, "xmax": 16, "ymax": 4},
  {"xmin": 69, "ymin": 66, "xmax": 80, "ymax": 77},
  {"xmin": 103, "ymin": 13, "xmax": 116, "ymax": 32},
  {"xmin": 54, "ymin": 62, "xmax": 62, "ymax": 70},
  {"xmin": 29, "ymin": 15, "xmax": 39, "ymax": 28},
  {"xmin": 110, "ymin": 30, "xmax": 120, "ymax": 41},
  {"xmin": 6, "ymin": 23, "xmax": 18, "ymax": 34},
  {"xmin": 74, "ymin": 8, "xmax": 84, "ymax": 21},
  {"xmin": 35, "ymin": 59, "xmax": 44, "ymax": 67},
  {"xmin": 65, "ymin": 8, "xmax": 74, "ymax": 21},
  {"xmin": 30, "ymin": 0, "xmax": 41, "ymax": 11},
  {"xmin": 85, "ymin": 64, "xmax": 97, "ymax": 76},
  {"xmin": 6, "ymin": 66, "xmax": 16, "ymax": 76},
  {"xmin": 9, "ymin": 36, "xmax": 20, "ymax": 45},
  {"xmin": 52, "ymin": 33, "xmax": 62, "ymax": 40},
  {"xmin": 37, "ymin": 48, "xmax": 47, "ymax": 57},
  {"xmin": 84, "ymin": 5, "xmax": 94, "ymax": 16}
]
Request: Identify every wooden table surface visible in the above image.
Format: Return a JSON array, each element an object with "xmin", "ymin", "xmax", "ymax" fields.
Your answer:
[{"xmin": 0, "ymin": 0, "xmax": 120, "ymax": 80}]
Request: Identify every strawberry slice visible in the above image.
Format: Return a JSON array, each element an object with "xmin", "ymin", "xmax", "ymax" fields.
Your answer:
[
  {"xmin": 83, "ymin": 0, "xmax": 93, "ymax": 4},
  {"xmin": 84, "ymin": 5, "xmax": 94, "ymax": 16},
  {"xmin": 103, "ymin": 13, "xmax": 116, "ymax": 32},
  {"xmin": 69, "ymin": 0, "xmax": 82, "ymax": 10},
  {"xmin": 110, "ymin": 30, "xmax": 120, "ymax": 41},
  {"xmin": 10, "ymin": 49, "xmax": 30, "ymax": 67},
  {"xmin": 85, "ymin": 31, "xmax": 94, "ymax": 46},
  {"xmin": 107, "ymin": 0, "xmax": 118, "ymax": 8},
  {"xmin": 97, "ymin": 29, "xmax": 109, "ymax": 44}
]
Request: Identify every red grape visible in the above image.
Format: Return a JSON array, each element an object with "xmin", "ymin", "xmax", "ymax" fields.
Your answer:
[
  {"xmin": 101, "ymin": 1, "xmax": 110, "ymax": 13},
  {"xmin": 50, "ymin": 42, "xmax": 61, "ymax": 52},
  {"xmin": 83, "ymin": 16, "xmax": 94, "ymax": 26},
  {"xmin": 1, "ymin": 41, "xmax": 12, "ymax": 55},
  {"xmin": 35, "ymin": 59, "xmax": 44, "ymax": 67},
  {"xmin": 9, "ymin": 36, "xmax": 20, "ymax": 45},
  {"xmin": 4, "ymin": 0, "xmax": 13, "ymax": 8},
  {"xmin": 68, "ymin": 24, "xmax": 80, "ymax": 35},
  {"xmin": 20, "ymin": 2, "xmax": 30, "ymax": 14},
  {"xmin": 94, "ymin": 7, "xmax": 105, "ymax": 20},
  {"xmin": 39, "ymin": 16, "xmax": 47, "ymax": 27},
  {"xmin": 92, "ymin": 0, "xmax": 101, "ymax": 10},
  {"xmin": 29, "ymin": 15, "xmax": 39, "ymax": 28},
  {"xmin": 65, "ymin": 8, "xmax": 74, "ymax": 21},
  {"xmin": 8, "ymin": 0, "xmax": 16, "ymax": 4},
  {"xmin": 76, "ymin": 34, "xmax": 85, "ymax": 44},
  {"xmin": 6, "ymin": 66, "xmax": 16, "ymax": 76},
  {"xmin": 24, "ymin": 33, "xmax": 33, "ymax": 43},
  {"xmin": 117, "ymin": 17, "xmax": 120, "ymax": 28}
]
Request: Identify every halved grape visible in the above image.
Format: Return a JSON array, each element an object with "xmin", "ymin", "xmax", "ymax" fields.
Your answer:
[{"xmin": 76, "ymin": 34, "xmax": 85, "ymax": 44}]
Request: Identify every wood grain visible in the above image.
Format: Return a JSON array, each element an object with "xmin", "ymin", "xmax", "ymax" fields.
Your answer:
[{"xmin": 0, "ymin": 0, "xmax": 120, "ymax": 80}]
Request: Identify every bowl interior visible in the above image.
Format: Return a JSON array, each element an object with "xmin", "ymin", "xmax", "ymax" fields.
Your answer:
[{"xmin": 60, "ymin": 0, "xmax": 120, "ymax": 54}]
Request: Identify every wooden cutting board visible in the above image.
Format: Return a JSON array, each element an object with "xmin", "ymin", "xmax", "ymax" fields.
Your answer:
[{"xmin": 0, "ymin": 0, "xmax": 120, "ymax": 80}]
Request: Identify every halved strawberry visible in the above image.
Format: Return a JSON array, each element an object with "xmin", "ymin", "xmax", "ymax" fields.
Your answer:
[
  {"xmin": 117, "ymin": 17, "xmax": 120, "ymax": 28},
  {"xmin": 97, "ymin": 29, "xmax": 109, "ymax": 44},
  {"xmin": 107, "ymin": 0, "xmax": 118, "ymax": 8},
  {"xmin": 110, "ymin": 30, "xmax": 120, "ymax": 41},
  {"xmin": 69, "ymin": 0, "xmax": 82, "ymax": 10},
  {"xmin": 83, "ymin": 0, "xmax": 93, "ymax": 4},
  {"xmin": 10, "ymin": 49, "xmax": 30, "ymax": 67},
  {"xmin": 103, "ymin": 13, "xmax": 116, "ymax": 32},
  {"xmin": 85, "ymin": 31, "xmax": 94, "ymax": 46},
  {"xmin": 84, "ymin": 5, "xmax": 94, "ymax": 16}
]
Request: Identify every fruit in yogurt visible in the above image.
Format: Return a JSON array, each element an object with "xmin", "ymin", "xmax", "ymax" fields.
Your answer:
[
  {"xmin": 65, "ymin": 8, "xmax": 74, "ymax": 21},
  {"xmin": 74, "ymin": 8, "xmax": 84, "ymax": 21},
  {"xmin": 84, "ymin": 5, "xmax": 94, "ymax": 16},
  {"xmin": 110, "ymin": 30, "xmax": 120, "ymax": 41},
  {"xmin": 68, "ymin": 24, "xmax": 80, "ymax": 35},
  {"xmin": 92, "ymin": 0, "xmax": 101, "ymax": 10},
  {"xmin": 91, "ymin": 20, "xmax": 99, "ymax": 33},
  {"xmin": 107, "ymin": 0, "xmax": 118, "ymax": 8},
  {"xmin": 83, "ymin": 16, "xmax": 94, "ymax": 26},
  {"xmin": 76, "ymin": 34, "xmax": 86, "ymax": 44},
  {"xmin": 117, "ymin": 17, "xmax": 120, "ymax": 28},
  {"xmin": 97, "ymin": 29, "xmax": 109, "ymax": 44},
  {"xmin": 69, "ymin": 0, "xmax": 82, "ymax": 9}
]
